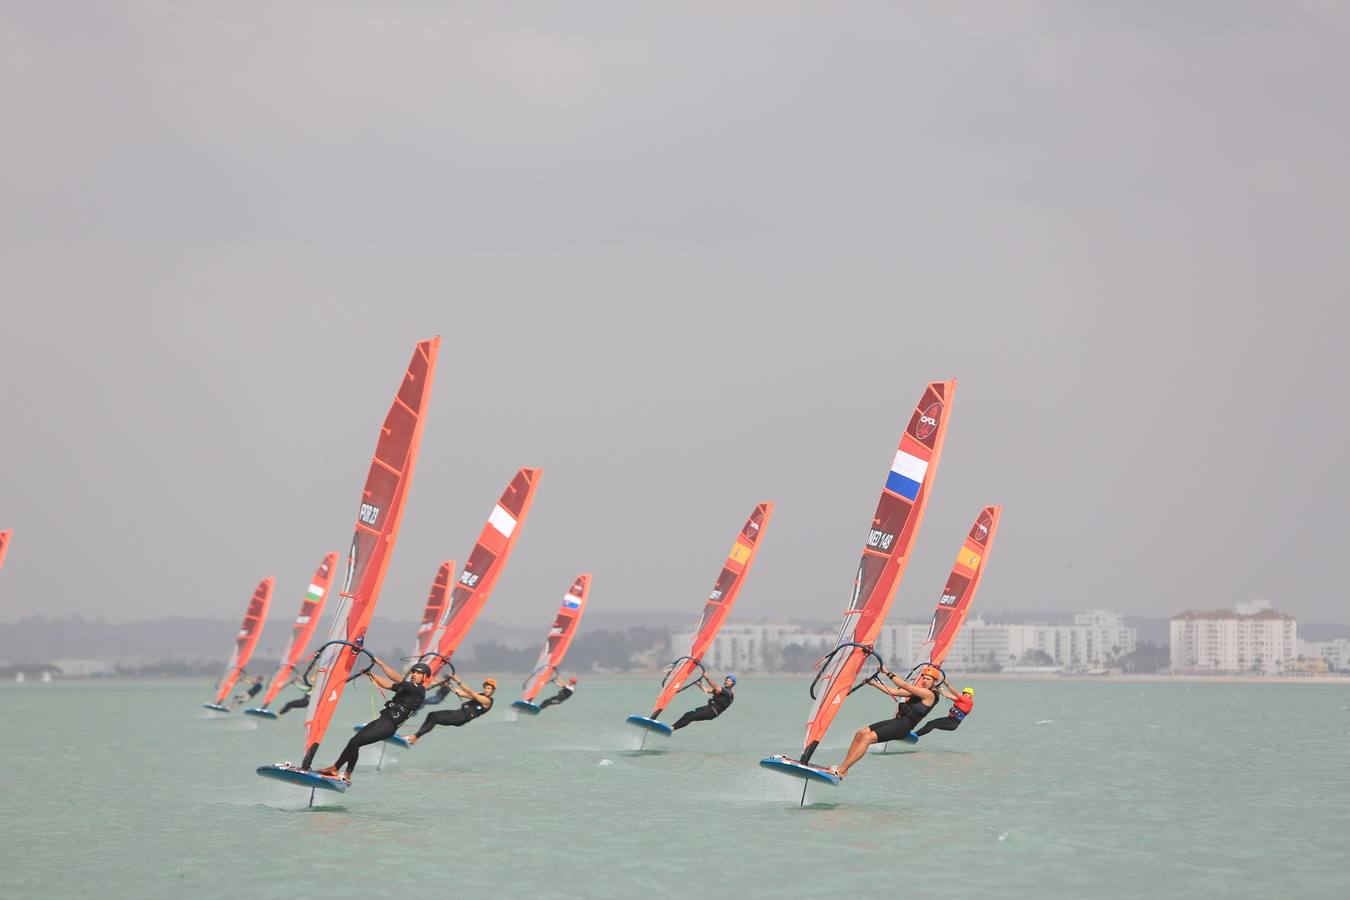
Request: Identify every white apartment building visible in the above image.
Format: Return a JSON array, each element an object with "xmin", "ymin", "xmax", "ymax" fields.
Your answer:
[
  {"xmin": 883, "ymin": 610, "xmax": 1136, "ymax": 671},
  {"xmin": 1296, "ymin": 638, "xmax": 1350, "ymax": 672},
  {"xmin": 1169, "ymin": 599, "xmax": 1297, "ymax": 674},
  {"xmin": 678, "ymin": 610, "xmax": 1136, "ymax": 673}
]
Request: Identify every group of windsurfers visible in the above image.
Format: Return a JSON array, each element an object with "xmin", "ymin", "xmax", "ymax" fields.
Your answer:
[{"xmin": 261, "ymin": 652, "xmax": 972, "ymax": 785}]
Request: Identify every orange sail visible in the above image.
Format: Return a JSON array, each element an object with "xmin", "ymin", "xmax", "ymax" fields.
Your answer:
[
  {"xmin": 520, "ymin": 574, "xmax": 591, "ymax": 703},
  {"xmin": 796, "ymin": 380, "xmax": 954, "ymax": 764},
  {"xmin": 0, "ymin": 529, "xmax": 10, "ymax": 575},
  {"xmin": 413, "ymin": 560, "xmax": 455, "ymax": 660},
  {"xmin": 210, "ymin": 578, "xmax": 274, "ymax": 706},
  {"xmin": 256, "ymin": 552, "xmax": 339, "ymax": 711},
  {"xmin": 424, "ymin": 468, "xmax": 541, "ymax": 676},
  {"xmin": 639, "ymin": 502, "xmax": 773, "ymax": 724},
  {"xmin": 924, "ymin": 506, "xmax": 1002, "ymax": 667},
  {"xmin": 297, "ymin": 337, "xmax": 440, "ymax": 770}
]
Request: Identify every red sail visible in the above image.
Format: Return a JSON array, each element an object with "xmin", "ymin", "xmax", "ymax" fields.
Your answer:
[
  {"xmin": 258, "ymin": 552, "xmax": 339, "ymax": 711},
  {"xmin": 799, "ymin": 380, "xmax": 954, "ymax": 763},
  {"xmin": 521, "ymin": 574, "xmax": 591, "ymax": 703},
  {"xmin": 413, "ymin": 560, "xmax": 455, "ymax": 660},
  {"xmin": 0, "ymin": 529, "xmax": 10, "ymax": 575},
  {"xmin": 650, "ymin": 502, "xmax": 773, "ymax": 718},
  {"xmin": 301, "ymin": 338, "xmax": 440, "ymax": 768},
  {"xmin": 924, "ymin": 506, "xmax": 1002, "ymax": 667},
  {"xmin": 212, "ymin": 578, "xmax": 274, "ymax": 705},
  {"xmin": 425, "ymin": 468, "xmax": 541, "ymax": 676}
]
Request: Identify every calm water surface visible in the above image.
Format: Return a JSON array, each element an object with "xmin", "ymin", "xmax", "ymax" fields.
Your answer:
[{"xmin": 2, "ymin": 678, "xmax": 1347, "ymax": 899}]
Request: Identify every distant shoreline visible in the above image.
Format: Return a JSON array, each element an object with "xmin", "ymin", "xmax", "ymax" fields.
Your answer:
[{"xmin": 8, "ymin": 672, "xmax": 1349, "ymax": 685}]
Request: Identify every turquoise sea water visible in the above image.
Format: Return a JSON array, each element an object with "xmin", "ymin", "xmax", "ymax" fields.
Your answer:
[{"xmin": 2, "ymin": 678, "xmax": 1347, "ymax": 899}]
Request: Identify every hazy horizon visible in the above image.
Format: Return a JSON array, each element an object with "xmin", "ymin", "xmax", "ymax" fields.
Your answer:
[{"xmin": 2, "ymin": 3, "xmax": 1347, "ymax": 626}]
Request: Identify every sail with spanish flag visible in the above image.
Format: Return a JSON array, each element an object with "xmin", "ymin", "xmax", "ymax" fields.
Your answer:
[
  {"xmin": 627, "ymin": 502, "xmax": 773, "ymax": 736},
  {"xmin": 246, "ymin": 552, "xmax": 339, "ymax": 717},
  {"xmin": 204, "ymin": 578, "xmax": 274, "ymax": 711},
  {"xmin": 423, "ymin": 468, "xmax": 541, "ymax": 677},
  {"xmin": 760, "ymin": 380, "xmax": 954, "ymax": 784},
  {"xmin": 257, "ymin": 337, "xmax": 439, "ymax": 793},
  {"xmin": 515, "ymin": 573, "xmax": 591, "ymax": 712},
  {"xmin": 923, "ymin": 506, "xmax": 1002, "ymax": 667}
]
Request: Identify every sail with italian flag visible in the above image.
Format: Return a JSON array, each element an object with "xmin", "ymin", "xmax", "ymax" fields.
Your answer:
[
  {"xmin": 246, "ymin": 552, "xmax": 339, "ymax": 717},
  {"xmin": 204, "ymin": 578, "xmax": 274, "ymax": 711}
]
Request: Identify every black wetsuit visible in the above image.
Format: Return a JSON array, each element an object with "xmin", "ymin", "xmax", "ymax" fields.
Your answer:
[
  {"xmin": 538, "ymin": 685, "xmax": 575, "ymax": 709},
  {"xmin": 672, "ymin": 686, "xmax": 733, "ymax": 730},
  {"xmin": 246, "ymin": 682, "xmax": 263, "ymax": 698},
  {"xmin": 413, "ymin": 695, "xmax": 491, "ymax": 738},
  {"xmin": 332, "ymin": 679, "xmax": 426, "ymax": 773},
  {"xmin": 278, "ymin": 695, "xmax": 310, "ymax": 715},
  {"xmin": 869, "ymin": 691, "xmax": 935, "ymax": 743}
]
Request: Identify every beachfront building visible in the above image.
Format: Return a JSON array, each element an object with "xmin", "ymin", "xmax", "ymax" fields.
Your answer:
[
  {"xmin": 682, "ymin": 611, "xmax": 1137, "ymax": 673},
  {"xmin": 670, "ymin": 623, "xmax": 838, "ymax": 673},
  {"xmin": 1169, "ymin": 599, "xmax": 1297, "ymax": 675},
  {"xmin": 884, "ymin": 610, "xmax": 1136, "ymax": 672},
  {"xmin": 1297, "ymin": 638, "xmax": 1350, "ymax": 672}
]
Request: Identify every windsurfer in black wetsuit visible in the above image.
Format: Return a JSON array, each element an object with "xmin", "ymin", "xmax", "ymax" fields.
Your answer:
[
  {"xmin": 317, "ymin": 660, "xmax": 429, "ymax": 783},
  {"xmin": 230, "ymin": 676, "xmax": 264, "ymax": 708},
  {"xmin": 277, "ymin": 682, "xmax": 312, "ymax": 716},
  {"xmin": 671, "ymin": 674, "xmax": 736, "ymax": 731},
  {"xmin": 402, "ymin": 675, "xmax": 495, "ymax": 744},
  {"xmin": 537, "ymin": 675, "xmax": 577, "ymax": 710},
  {"xmin": 832, "ymin": 664, "xmax": 940, "ymax": 779}
]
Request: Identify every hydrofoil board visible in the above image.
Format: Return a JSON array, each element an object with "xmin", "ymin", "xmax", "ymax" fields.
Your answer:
[
  {"xmin": 244, "ymin": 707, "xmax": 278, "ymax": 720},
  {"xmin": 511, "ymin": 700, "xmax": 542, "ymax": 715},
  {"xmin": 759, "ymin": 755, "xmax": 842, "ymax": 786},
  {"xmin": 625, "ymin": 714, "xmax": 673, "ymax": 736},
  {"xmin": 256, "ymin": 763, "xmax": 348, "ymax": 793}
]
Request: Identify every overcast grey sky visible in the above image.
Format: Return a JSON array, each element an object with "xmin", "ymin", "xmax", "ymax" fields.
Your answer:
[{"xmin": 1, "ymin": 2, "xmax": 1347, "ymax": 629}]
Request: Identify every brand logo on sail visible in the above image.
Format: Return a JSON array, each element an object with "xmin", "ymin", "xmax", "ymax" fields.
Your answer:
[
  {"xmin": 867, "ymin": 529, "xmax": 896, "ymax": 551},
  {"xmin": 938, "ymin": 591, "xmax": 958, "ymax": 607},
  {"xmin": 913, "ymin": 402, "xmax": 942, "ymax": 441},
  {"xmin": 358, "ymin": 503, "xmax": 381, "ymax": 526},
  {"xmin": 459, "ymin": 571, "xmax": 481, "ymax": 588},
  {"xmin": 974, "ymin": 517, "xmax": 991, "ymax": 544}
]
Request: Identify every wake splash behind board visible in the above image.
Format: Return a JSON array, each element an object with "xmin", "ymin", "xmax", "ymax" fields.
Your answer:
[
  {"xmin": 244, "ymin": 707, "xmax": 278, "ymax": 720},
  {"xmin": 353, "ymin": 723, "xmax": 412, "ymax": 748},
  {"xmin": 256, "ymin": 763, "xmax": 348, "ymax": 793},
  {"xmin": 759, "ymin": 755, "xmax": 842, "ymax": 786},
  {"xmin": 511, "ymin": 700, "xmax": 541, "ymax": 715},
  {"xmin": 625, "ymin": 714, "xmax": 673, "ymax": 736}
]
